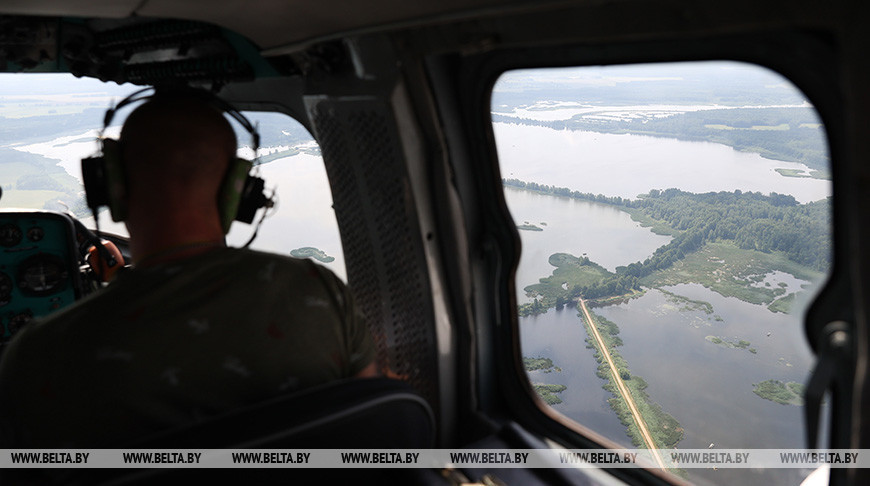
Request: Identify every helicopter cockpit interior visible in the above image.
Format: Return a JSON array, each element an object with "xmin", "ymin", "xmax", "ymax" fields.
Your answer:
[{"xmin": 0, "ymin": 0, "xmax": 869, "ymax": 485}]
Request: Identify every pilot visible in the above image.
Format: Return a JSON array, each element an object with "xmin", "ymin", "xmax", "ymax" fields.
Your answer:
[{"xmin": 0, "ymin": 92, "xmax": 377, "ymax": 449}]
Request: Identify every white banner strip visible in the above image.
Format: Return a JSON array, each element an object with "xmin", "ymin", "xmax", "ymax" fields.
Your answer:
[{"xmin": 0, "ymin": 449, "xmax": 867, "ymax": 469}]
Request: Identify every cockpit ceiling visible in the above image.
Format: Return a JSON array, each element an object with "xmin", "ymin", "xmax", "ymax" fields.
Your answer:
[{"xmin": 0, "ymin": 0, "xmax": 553, "ymax": 52}]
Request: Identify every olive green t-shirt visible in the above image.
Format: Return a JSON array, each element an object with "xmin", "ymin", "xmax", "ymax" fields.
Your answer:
[{"xmin": 0, "ymin": 247, "xmax": 375, "ymax": 448}]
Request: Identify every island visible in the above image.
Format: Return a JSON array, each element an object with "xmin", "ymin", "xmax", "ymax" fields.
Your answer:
[
  {"xmin": 753, "ymin": 379, "xmax": 805, "ymax": 405},
  {"xmin": 533, "ymin": 384, "xmax": 567, "ymax": 405},
  {"xmin": 706, "ymin": 336, "xmax": 757, "ymax": 354},
  {"xmin": 517, "ymin": 223, "xmax": 543, "ymax": 232},
  {"xmin": 290, "ymin": 247, "xmax": 335, "ymax": 263},
  {"xmin": 523, "ymin": 356, "xmax": 562, "ymax": 373}
]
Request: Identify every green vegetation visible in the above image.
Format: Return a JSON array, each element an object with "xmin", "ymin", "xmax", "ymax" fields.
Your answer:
[
  {"xmin": 290, "ymin": 247, "xmax": 335, "ymax": 263},
  {"xmin": 768, "ymin": 293, "xmax": 797, "ymax": 314},
  {"xmin": 494, "ymin": 106, "xmax": 828, "ymax": 170},
  {"xmin": 509, "ymin": 180, "xmax": 828, "ymax": 315},
  {"xmin": 580, "ymin": 309, "xmax": 683, "ymax": 448},
  {"xmin": 643, "ymin": 241, "xmax": 822, "ymax": 307},
  {"xmin": 753, "ymin": 379, "xmax": 805, "ymax": 405},
  {"xmin": 775, "ymin": 168, "xmax": 831, "ymax": 181},
  {"xmin": 620, "ymin": 207, "xmax": 680, "ymax": 236},
  {"xmin": 518, "ymin": 253, "xmax": 616, "ymax": 316},
  {"xmin": 775, "ymin": 168, "xmax": 810, "ymax": 178},
  {"xmin": 0, "ymin": 147, "xmax": 91, "ymax": 216},
  {"xmin": 0, "ymin": 109, "xmax": 103, "ymax": 141},
  {"xmin": 491, "ymin": 74, "xmax": 808, "ymax": 113},
  {"xmin": 523, "ymin": 357, "xmax": 562, "ymax": 373},
  {"xmin": 705, "ymin": 335, "xmax": 755, "ymax": 352},
  {"xmin": 257, "ymin": 146, "xmax": 302, "ymax": 164},
  {"xmin": 660, "ymin": 288, "xmax": 713, "ymax": 314},
  {"xmin": 256, "ymin": 144, "xmax": 321, "ymax": 165},
  {"xmin": 533, "ymin": 384, "xmax": 567, "ymax": 405},
  {"xmin": 517, "ymin": 223, "xmax": 543, "ymax": 232},
  {"xmin": 505, "ymin": 181, "xmax": 831, "ymax": 272}
]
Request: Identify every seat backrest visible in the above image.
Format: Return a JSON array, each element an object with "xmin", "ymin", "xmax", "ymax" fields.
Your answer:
[
  {"xmin": 133, "ymin": 376, "xmax": 435, "ymax": 449},
  {"xmin": 65, "ymin": 378, "xmax": 436, "ymax": 485}
]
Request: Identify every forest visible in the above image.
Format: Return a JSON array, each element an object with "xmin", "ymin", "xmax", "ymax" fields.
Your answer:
[{"xmin": 508, "ymin": 179, "xmax": 831, "ymax": 315}]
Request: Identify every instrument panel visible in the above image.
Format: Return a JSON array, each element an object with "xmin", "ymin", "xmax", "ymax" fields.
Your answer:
[{"xmin": 0, "ymin": 211, "xmax": 84, "ymax": 343}]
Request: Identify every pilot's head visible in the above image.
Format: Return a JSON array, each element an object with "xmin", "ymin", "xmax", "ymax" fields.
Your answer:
[{"xmin": 118, "ymin": 95, "xmax": 238, "ymax": 257}]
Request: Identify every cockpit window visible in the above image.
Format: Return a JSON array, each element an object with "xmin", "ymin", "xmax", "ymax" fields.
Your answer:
[
  {"xmin": 0, "ymin": 73, "xmax": 345, "ymax": 280},
  {"xmin": 225, "ymin": 112, "xmax": 345, "ymax": 281},
  {"xmin": 492, "ymin": 61, "xmax": 831, "ymax": 484}
]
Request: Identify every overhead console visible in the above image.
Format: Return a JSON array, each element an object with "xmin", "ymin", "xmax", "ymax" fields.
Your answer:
[
  {"xmin": 0, "ymin": 15, "xmax": 298, "ymax": 88},
  {"xmin": 0, "ymin": 211, "xmax": 84, "ymax": 344}
]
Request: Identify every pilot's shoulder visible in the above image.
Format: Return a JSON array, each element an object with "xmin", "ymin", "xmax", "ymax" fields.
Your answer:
[{"xmin": 227, "ymin": 247, "xmax": 344, "ymax": 286}]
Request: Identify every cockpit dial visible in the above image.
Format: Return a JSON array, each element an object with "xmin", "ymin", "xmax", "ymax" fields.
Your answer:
[
  {"xmin": 26, "ymin": 226, "xmax": 45, "ymax": 242},
  {"xmin": 0, "ymin": 223, "xmax": 22, "ymax": 247},
  {"xmin": 17, "ymin": 254, "xmax": 68, "ymax": 296},
  {"xmin": 0, "ymin": 272, "xmax": 12, "ymax": 305}
]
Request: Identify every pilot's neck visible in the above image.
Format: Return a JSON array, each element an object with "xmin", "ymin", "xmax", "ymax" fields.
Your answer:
[
  {"xmin": 134, "ymin": 239, "xmax": 226, "ymax": 268},
  {"xmin": 126, "ymin": 211, "xmax": 226, "ymax": 268}
]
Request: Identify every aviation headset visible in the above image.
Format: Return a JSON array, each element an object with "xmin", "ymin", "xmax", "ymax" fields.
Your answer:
[{"xmin": 81, "ymin": 86, "xmax": 271, "ymax": 234}]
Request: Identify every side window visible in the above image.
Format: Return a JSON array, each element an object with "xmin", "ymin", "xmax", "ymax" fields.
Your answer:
[
  {"xmin": 493, "ymin": 62, "xmax": 831, "ymax": 484},
  {"xmin": 226, "ymin": 112, "xmax": 345, "ymax": 281},
  {"xmin": 0, "ymin": 73, "xmax": 344, "ymax": 281}
]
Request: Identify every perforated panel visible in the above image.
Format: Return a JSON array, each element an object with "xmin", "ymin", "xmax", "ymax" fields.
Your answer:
[{"xmin": 310, "ymin": 98, "xmax": 439, "ymax": 421}]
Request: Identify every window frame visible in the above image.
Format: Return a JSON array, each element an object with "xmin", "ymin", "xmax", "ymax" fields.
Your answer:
[{"xmin": 452, "ymin": 30, "xmax": 847, "ymax": 485}]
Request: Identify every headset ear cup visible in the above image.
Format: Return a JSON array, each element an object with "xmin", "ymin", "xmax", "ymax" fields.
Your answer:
[
  {"xmin": 218, "ymin": 158, "xmax": 254, "ymax": 234},
  {"xmin": 82, "ymin": 155, "xmax": 109, "ymax": 211},
  {"xmin": 101, "ymin": 139, "xmax": 128, "ymax": 222}
]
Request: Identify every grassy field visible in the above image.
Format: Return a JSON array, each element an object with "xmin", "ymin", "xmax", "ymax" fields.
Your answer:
[{"xmin": 640, "ymin": 241, "xmax": 823, "ymax": 309}]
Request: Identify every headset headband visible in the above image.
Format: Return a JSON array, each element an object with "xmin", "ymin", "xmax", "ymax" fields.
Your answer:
[
  {"xmin": 83, "ymin": 85, "xmax": 273, "ymax": 236},
  {"xmin": 102, "ymin": 86, "xmax": 260, "ymax": 152}
]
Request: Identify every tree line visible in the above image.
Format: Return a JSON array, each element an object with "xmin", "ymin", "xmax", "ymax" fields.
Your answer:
[
  {"xmin": 509, "ymin": 179, "xmax": 830, "ymax": 313},
  {"xmin": 494, "ymin": 106, "xmax": 829, "ymax": 171}
]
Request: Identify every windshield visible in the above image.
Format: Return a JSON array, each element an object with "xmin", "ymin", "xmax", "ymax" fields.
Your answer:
[{"xmin": 0, "ymin": 73, "xmax": 345, "ymax": 280}]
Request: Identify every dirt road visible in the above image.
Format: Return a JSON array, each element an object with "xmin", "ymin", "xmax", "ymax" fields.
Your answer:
[{"xmin": 578, "ymin": 298, "xmax": 666, "ymax": 469}]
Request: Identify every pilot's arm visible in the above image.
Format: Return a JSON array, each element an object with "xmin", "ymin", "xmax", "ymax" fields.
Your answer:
[{"xmin": 355, "ymin": 361, "xmax": 378, "ymax": 378}]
